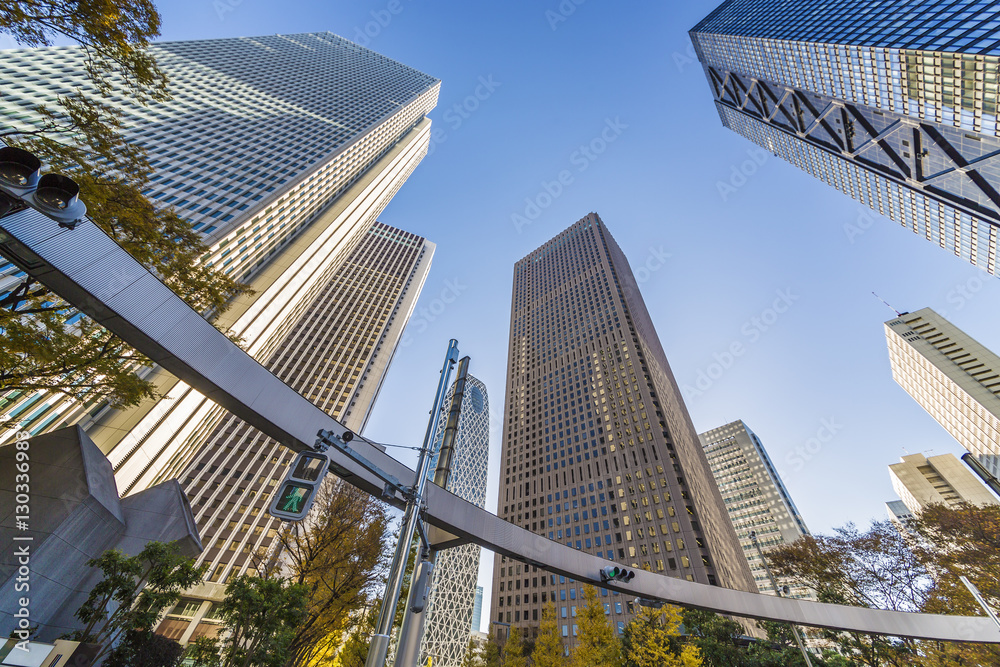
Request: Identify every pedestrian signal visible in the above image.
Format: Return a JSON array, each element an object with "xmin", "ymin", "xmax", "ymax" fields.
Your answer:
[{"xmin": 269, "ymin": 451, "xmax": 330, "ymax": 521}]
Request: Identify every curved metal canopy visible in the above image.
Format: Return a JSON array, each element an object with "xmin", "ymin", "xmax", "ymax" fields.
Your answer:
[{"xmin": 1, "ymin": 208, "xmax": 997, "ymax": 644}]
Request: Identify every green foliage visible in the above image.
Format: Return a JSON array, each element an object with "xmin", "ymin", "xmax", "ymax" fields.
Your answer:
[
  {"xmin": 331, "ymin": 606, "xmax": 377, "ymax": 667},
  {"xmin": 622, "ymin": 605, "xmax": 700, "ymax": 667},
  {"xmin": 482, "ymin": 632, "xmax": 502, "ymax": 667},
  {"xmin": 104, "ymin": 629, "xmax": 183, "ymax": 667},
  {"xmin": 270, "ymin": 484, "xmax": 392, "ymax": 667},
  {"xmin": 71, "ymin": 541, "xmax": 205, "ymax": 662},
  {"xmin": 461, "ymin": 638, "xmax": 486, "ymax": 667},
  {"xmin": 503, "ymin": 627, "xmax": 527, "ymax": 667},
  {"xmin": 531, "ymin": 602, "xmax": 565, "ymax": 667},
  {"xmin": 185, "ymin": 575, "xmax": 309, "ymax": 667},
  {"xmin": 572, "ymin": 586, "xmax": 621, "ymax": 667}
]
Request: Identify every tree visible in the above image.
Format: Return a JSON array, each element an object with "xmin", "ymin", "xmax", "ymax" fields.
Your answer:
[
  {"xmin": 258, "ymin": 483, "xmax": 392, "ymax": 667},
  {"xmin": 908, "ymin": 502, "xmax": 1000, "ymax": 666},
  {"xmin": 676, "ymin": 608, "xmax": 748, "ymax": 667},
  {"xmin": 0, "ymin": 0, "xmax": 249, "ymax": 412},
  {"xmin": 681, "ymin": 609, "xmax": 851, "ymax": 667},
  {"xmin": 332, "ymin": 605, "xmax": 377, "ymax": 667},
  {"xmin": 531, "ymin": 602, "xmax": 565, "ymax": 667},
  {"xmin": 104, "ymin": 629, "xmax": 183, "ymax": 667},
  {"xmin": 504, "ymin": 627, "xmax": 527, "ymax": 667},
  {"xmin": 767, "ymin": 521, "xmax": 925, "ymax": 666},
  {"xmin": 71, "ymin": 541, "xmax": 205, "ymax": 663},
  {"xmin": 482, "ymin": 632, "xmax": 503, "ymax": 667},
  {"xmin": 572, "ymin": 586, "xmax": 621, "ymax": 667},
  {"xmin": 462, "ymin": 639, "xmax": 486, "ymax": 667},
  {"xmin": 1, "ymin": 0, "xmax": 168, "ymax": 101},
  {"xmin": 185, "ymin": 574, "xmax": 308, "ymax": 667},
  {"xmin": 623, "ymin": 605, "xmax": 701, "ymax": 667}
]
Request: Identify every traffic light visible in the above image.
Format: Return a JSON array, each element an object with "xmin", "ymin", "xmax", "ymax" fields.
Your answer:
[
  {"xmin": 269, "ymin": 450, "xmax": 331, "ymax": 521},
  {"xmin": 600, "ymin": 565, "xmax": 636, "ymax": 583}
]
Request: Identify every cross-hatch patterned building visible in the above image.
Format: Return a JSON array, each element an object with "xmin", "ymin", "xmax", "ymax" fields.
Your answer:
[
  {"xmin": 490, "ymin": 214, "xmax": 754, "ymax": 648},
  {"xmin": 691, "ymin": 0, "xmax": 1000, "ymax": 275},
  {"xmin": 419, "ymin": 376, "xmax": 490, "ymax": 667},
  {"xmin": 155, "ymin": 223, "xmax": 434, "ymax": 642},
  {"xmin": 885, "ymin": 307, "xmax": 1000, "ymax": 479},
  {"xmin": 0, "ymin": 33, "xmax": 440, "ymax": 468}
]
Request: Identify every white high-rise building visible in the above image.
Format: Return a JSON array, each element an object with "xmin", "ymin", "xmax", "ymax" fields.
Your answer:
[
  {"xmin": 155, "ymin": 222, "xmax": 434, "ymax": 643},
  {"xmin": 420, "ymin": 376, "xmax": 490, "ymax": 667},
  {"xmin": 885, "ymin": 308, "xmax": 1000, "ymax": 478},
  {"xmin": 0, "ymin": 33, "xmax": 440, "ymax": 495},
  {"xmin": 889, "ymin": 452, "xmax": 998, "ymax": 514},
  {"xmin": 699, "ymin": 420, "xmax": 813, "ymax": 599}
]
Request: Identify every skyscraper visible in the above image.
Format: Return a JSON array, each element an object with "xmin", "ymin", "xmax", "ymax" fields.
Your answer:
[
  {"xmin": 0, "ymin": 33, "xmax": 440, "ymax": 491},
  {"xmin": 419, "ymin": 376, "xmax": 490, "ymax": 667},
  {"xmin": 490, "ymin": 214, "xmax": 755, "ymax": 646},
  {"xmin": 691, "ymin": 0, "xmax": 1000, "ymax": 275},
  {"xmin": 699, "ymin": 420, "xmax": 812, "ymax": 598},
  {"xmin": 885, "ymin": 308, "xmax": 1000, "ymax": 477},
  {"xmin": 886, "ymin": 499, "xmax": 917, "ymax": 534},
  {"xmin": 472, "ymin": 586, "xmax": 485, "ymax": 633},
  {"xmin": 889, "ymin": 452, "xmax": 998, "ymax": 514},
  {"xmin": 154, "ymin": 222, "xmax": 434, "ymax": 643}
]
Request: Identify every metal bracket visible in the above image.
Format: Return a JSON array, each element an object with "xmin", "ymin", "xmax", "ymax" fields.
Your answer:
[{"xmin": 317, "ymin": 429, "xmax": 408, "ymax": 497}]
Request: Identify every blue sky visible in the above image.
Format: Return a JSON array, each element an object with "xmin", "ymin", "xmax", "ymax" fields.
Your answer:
[{"xmin": 122, "ymin": 0, "xmax": 1000, "ymax": 627}]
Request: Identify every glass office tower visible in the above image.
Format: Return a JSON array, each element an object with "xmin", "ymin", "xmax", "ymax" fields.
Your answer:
[
  {"xmin": 419, "ymin": 376, "xmax": 490, "ymax": 667},
  {"xmin": 691, "ymin": 0, "xmax": 1000, "ymax": 275},
  {"xmin": 155, "ymin": 223, "xmax": 434, "ymax": 643},
  {"xmin": 0, "ymin": 34, "xmax": 440, "ymax": 494},
  {"xmin": 490, "ymin": 214, "xmax": 755, "ymax": 648}
]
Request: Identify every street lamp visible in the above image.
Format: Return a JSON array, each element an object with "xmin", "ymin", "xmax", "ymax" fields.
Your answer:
[{"xmin": 0, "ymin": 146, "xmax": 87, "ymax": 228}]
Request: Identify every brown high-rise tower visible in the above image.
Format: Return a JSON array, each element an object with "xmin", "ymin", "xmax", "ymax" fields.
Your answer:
[{"xmin": 490, "ymin": 214, "xmax": 754, "ymax": 646}]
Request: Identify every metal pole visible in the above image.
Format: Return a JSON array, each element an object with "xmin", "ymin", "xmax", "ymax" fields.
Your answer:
[
  {"xmin": 394, "ymin": 357, "xmax": 471, "ymax": 667},
  {"xmin": 366, "ymin": 340, "xmax": 460, "ymax": 667},
  {"xmin": 749, "ymin": 531, "xmax": 814, "ymax": 667},
  {"xmin": 960, "ymin": 576, "xmax": 1000, "ymax": 631}
]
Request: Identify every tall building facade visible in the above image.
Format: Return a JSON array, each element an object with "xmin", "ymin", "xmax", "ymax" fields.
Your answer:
[
  {"xmin": 155, "ymin": 222, "xmax": 434, "ymax": 643},
  {"xmin": 886, "ymin": 499, "xmax": 917, "ymax": 534},
  {"xmin": 691, "ymin": 0, "xmax": 1000, "ymax": 275},
  {"xmin": 885, "ymin": 308, "xmax": 1000, "ymax": 477},
  {"xmin": 472, "ymin": 586, "xmax": 484, "ymax": 633},
  {"xmin": 698, "ymin": 420, "xmax": 812, "ymax": 598},
  {"xmin": 889, "ymin": 452, "xmax": 998, "ymax": 513},
  {"xmin": 0, "ymin": 33, "xmax": 440, "ymax": 492},
  {"xmin": 490, "ymin": 214, "xmax": 755, "ymax": 647},
  {"xmin": 419, "ymin": 376, "xmax": 490, "ymax": 667}
]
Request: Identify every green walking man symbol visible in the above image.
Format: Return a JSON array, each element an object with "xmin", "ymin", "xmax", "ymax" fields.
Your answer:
[{"xmin": 280, "ymin": 485, "xmax": 311, "ymax": 513}]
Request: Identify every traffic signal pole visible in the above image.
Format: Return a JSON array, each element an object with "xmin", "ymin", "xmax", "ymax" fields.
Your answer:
[
  {"xmin": 4, "ymin": 200, "xmax": 1000, "ymax": 645},
  {"xmin": 394, "ymin": 356, "xmax": 471, "ymax": 667},
  {"xmin": 749, "ymin": 531, "xmax": 813, "ymax": 667},
  {"xmin": 365, "ymin": 340, "xmax": 460, "ymax": 667}
]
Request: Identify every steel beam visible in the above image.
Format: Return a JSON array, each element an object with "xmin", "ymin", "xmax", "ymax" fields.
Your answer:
[{"xmin": 1, "ymin": 209, "xmax": 999, "ymax": 644}]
